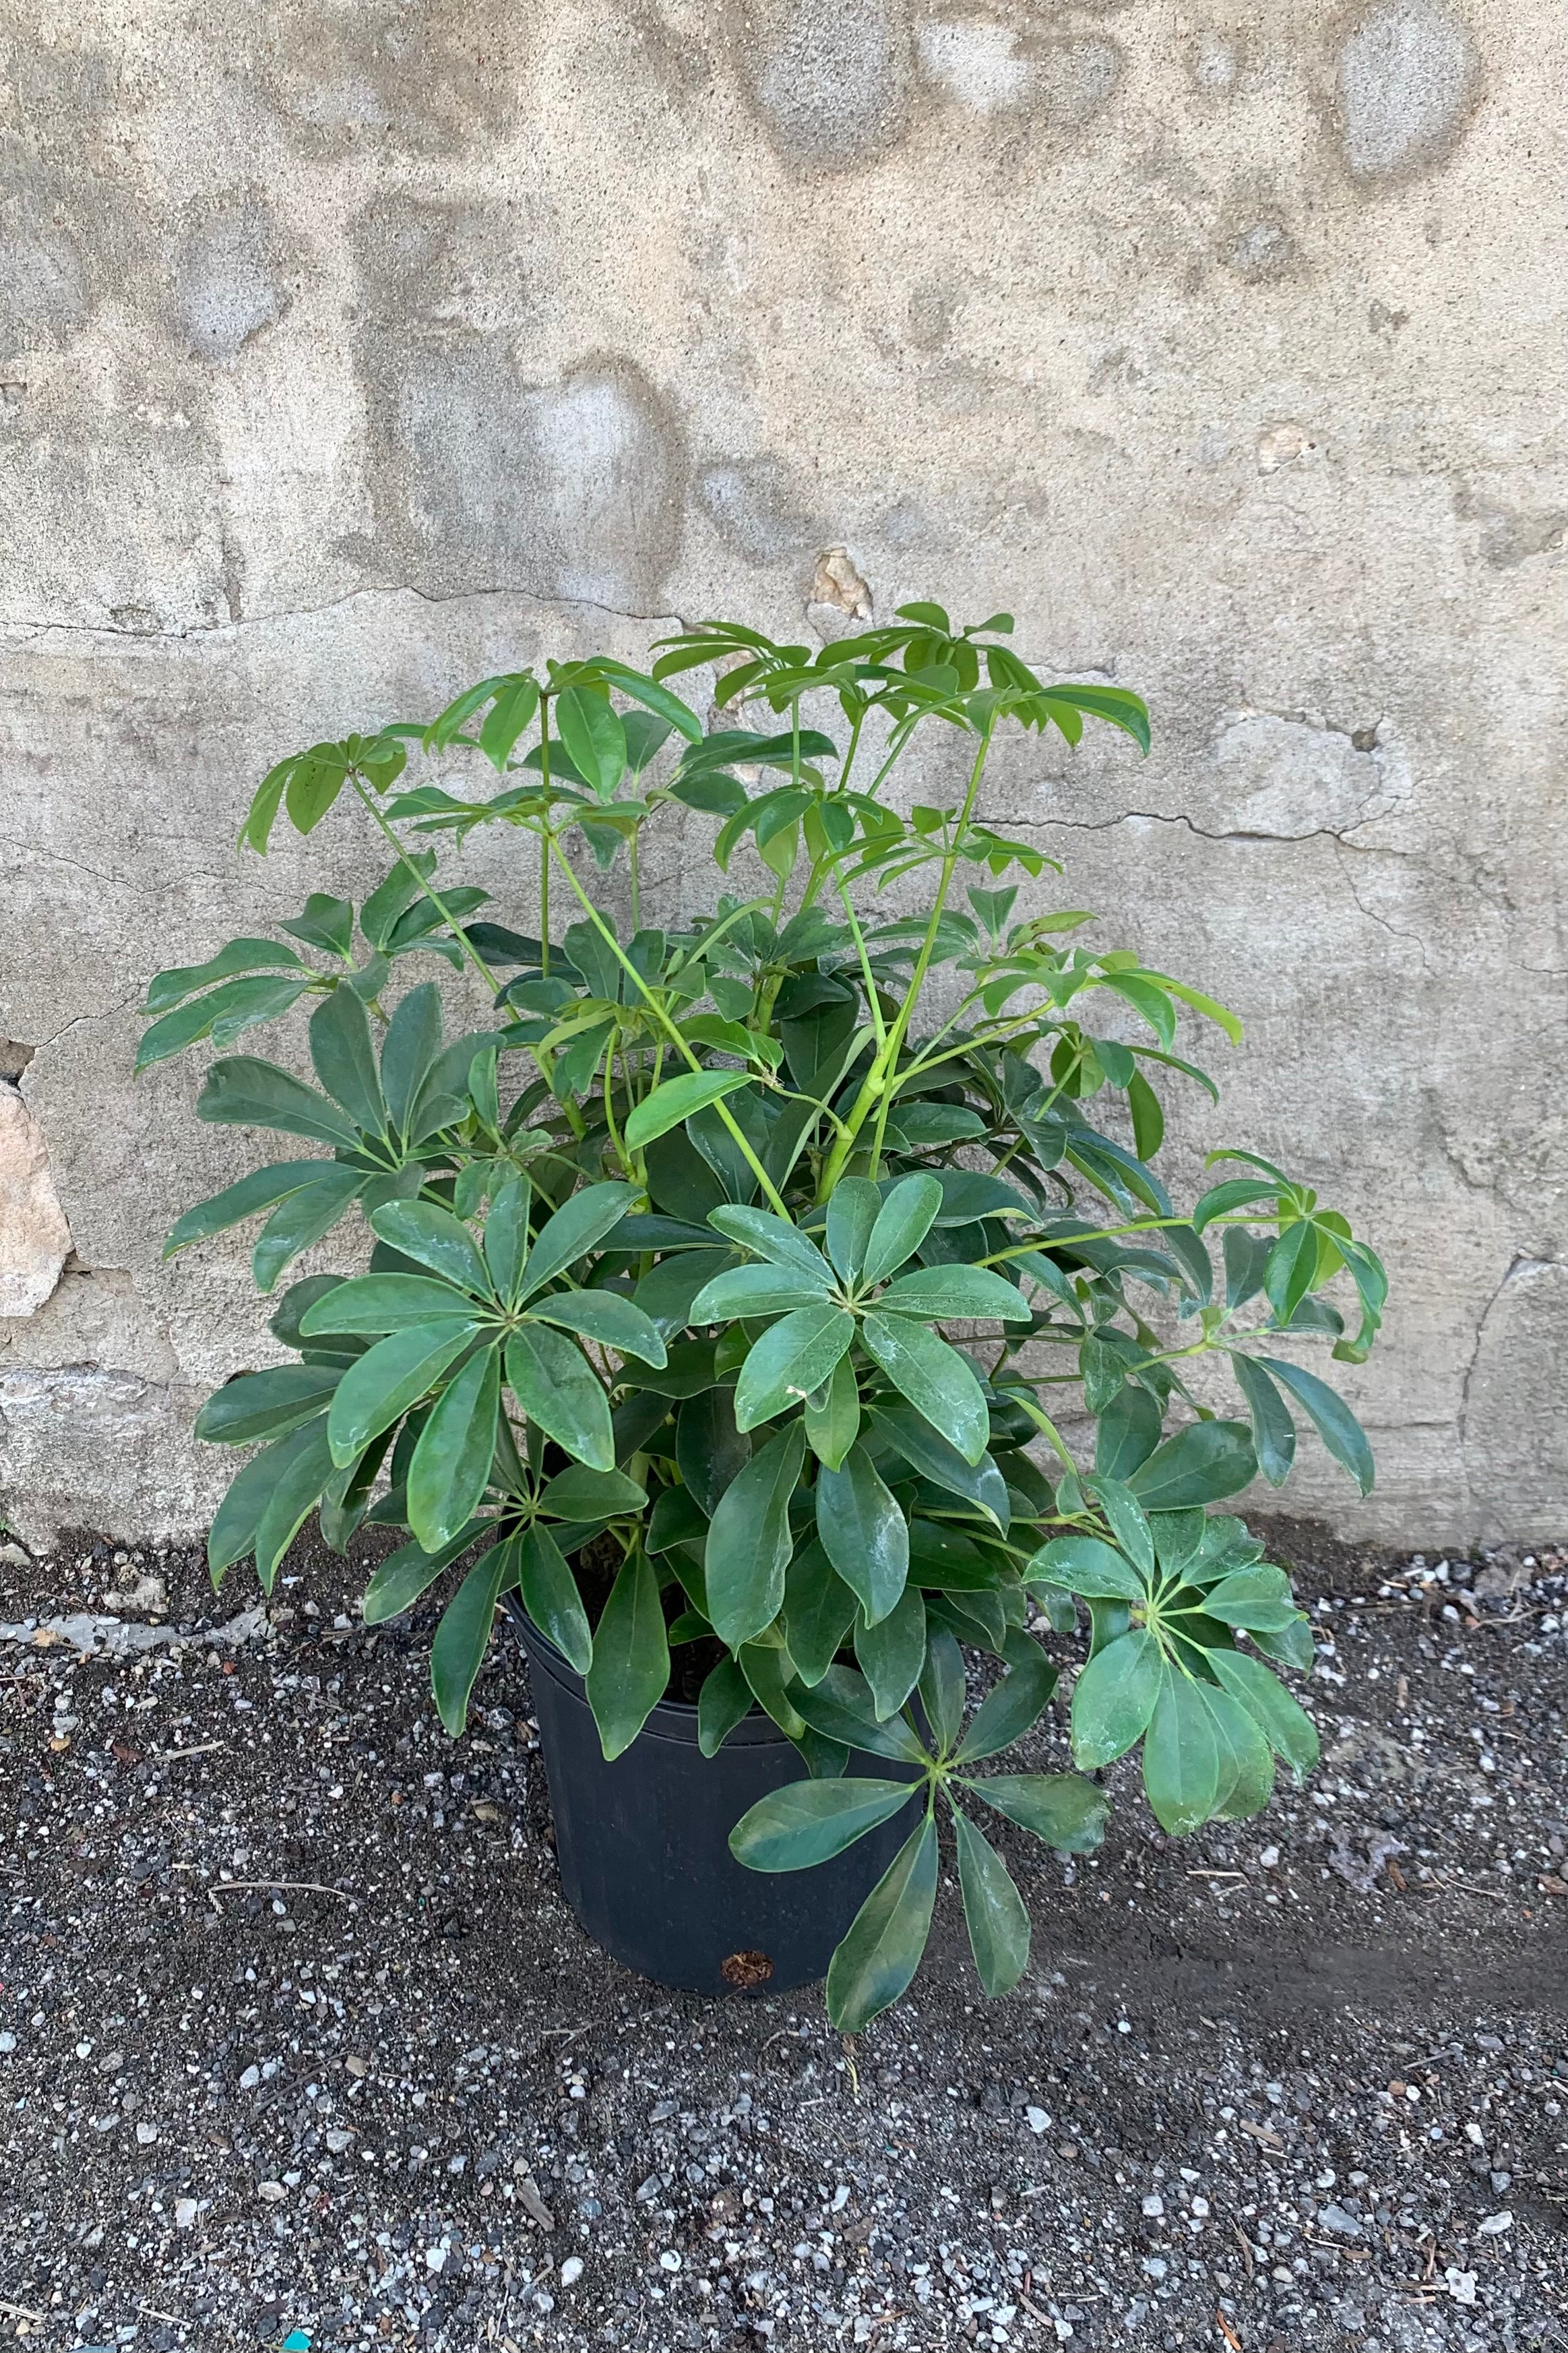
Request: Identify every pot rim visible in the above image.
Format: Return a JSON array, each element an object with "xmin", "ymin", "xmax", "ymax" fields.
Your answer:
[{"xmin": 502, "ymin": 1589, "xmax": 794, "ymax": 1750}]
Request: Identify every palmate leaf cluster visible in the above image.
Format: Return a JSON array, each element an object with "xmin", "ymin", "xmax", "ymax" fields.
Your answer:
[{"xmin": 140, "ymin": 602, "xmax": 1388, "ymax": 2031}]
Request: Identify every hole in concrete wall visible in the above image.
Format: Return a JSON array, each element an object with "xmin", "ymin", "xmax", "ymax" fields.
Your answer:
[{"xmin": 0, "ymin": 1041, "xmax": 36, "ymax": 1084}]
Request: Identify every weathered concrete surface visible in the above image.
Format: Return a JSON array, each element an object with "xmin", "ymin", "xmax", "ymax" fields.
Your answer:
[{"xmin": 1, "ymin": 1, "xmax": 1563, "ymax": 1549}]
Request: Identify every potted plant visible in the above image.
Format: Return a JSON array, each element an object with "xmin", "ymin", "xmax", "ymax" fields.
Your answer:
[{"xmin": 137, "ymin": 602, "xmax": 1386, "ymax": 2029}]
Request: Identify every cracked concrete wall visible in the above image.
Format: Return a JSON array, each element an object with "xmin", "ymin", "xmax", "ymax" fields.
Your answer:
[{"xmin": 1, "ymin": 0, "xmax": 1563, "ymax": 1550}]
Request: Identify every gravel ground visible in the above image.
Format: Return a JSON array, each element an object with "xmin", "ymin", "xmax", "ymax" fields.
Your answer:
[{"xmin": 1, "ymin": 1528, "xmax": 1565, "ymax": 2353}]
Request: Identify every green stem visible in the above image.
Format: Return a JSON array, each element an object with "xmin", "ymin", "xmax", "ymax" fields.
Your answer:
[
  {"xmin": 349, "ymin": 779, "xmax": 500, "ymax": 1000},
  {"xmin": 818, "ymin": 724, "xmax": 995, "ymax": 1197},
  {"xmin": 538, "ymin": 698, "xmax": 553, "ymax": 979},
  {"xmin": 546, "ymin": 836, "xmax": 792, "ymax": 1218},
  {"xmin": 835, "ymin": 877, "xmax": 887, "ymax": 1052},
  {"xmin": 976, "ymin": 1213, "xmax": 1251, "ymax": 1269},
  {"xmin": 600, "ymin": 1036, "xmax": 633, "ymax": 1181}
]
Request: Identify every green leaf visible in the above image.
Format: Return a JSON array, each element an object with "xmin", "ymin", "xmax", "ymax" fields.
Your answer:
[
  {"xmin": 308, "ymin": 987, "xmax": 386, "ymax": 1137},
  {"xmin": 1037, "ymin": 681, "xmax": 1151, "ymax": 757},
  {"xmin": 1030, "ymin": 1535, "xmax": 1144, "ymax": 1602},
  {"xmin": 1263, "ymin": 1219, "xmax": 1320, "ymax": 1327},
  {"xmin": 918, "ymin": 1628, "xmax": 966, "ymax": 1754},
  {"xmin": 966, "ymin": 1773, "xmax": 1109, "ymax": 1852},
  {"xmin": 369, "ymin": 1200, "xmax": 493, "ymax": 1297},
  {"xmin": 162, "ymin": 1161, "xmax": 331, "ymax": 1259},
  {"xmin": 1201, "ymin": 1683, "xmax": 1276, "ymax": 1821},
  {"xmin": 1192, "ymin": 1176, "xmax": 1284, "ymax": 1232},
  {"xmin": 556, "ymin": 685, "xmax": 627, "ymax": 798},
  {"xmin": 592, "ymin": 660, "xmax": 703, "ymax": 744},
  {"xmin": 953, "ymin": 1634, "xmax": 1058, "ymax": 1764},
  {"xmin": 789, "ymin": 1665, "xmax": 929, "ymax": 1764},
  {"xmin": 703, "ymin": 1420, "xmax": 807, "ymax": 1648},
  {"xmin": 300, "ymin": 1273, "xmax": 478, "ymax": 1335},
  {"xmin": 1069, "ymin": 1628, "xmax": 1162, "ymax": 1769},
  {"xmin": 407, "ymin": 1344, "xmax": 501, "ymax": 1552},
  {"xmin": 280, "ymin": 888, "xmax": 354, "ymax": 954},
  {"xmin": 877, "ymin": 1266, "xmax": 1030, "ymax": 1323},
  {"xmin": 707, "ymin": 1204, "xmax": 836, "ymax": 1285},
  {"xmin": 1223, "ymin": 1225, "xmax": 1270, "ymax": 1310},
  {"xmin": 584, "ymin": 1547, "xmax": 670, "ymax": 1760},
  {"xmin": 478, "ymin": 675, "xmax": 541, "ymax": 772},
  {"xmin": 733, "ymin": 1303, "xmax": 854, "ymax": 1432},
  {"xmin": 431, "ymin": 1541, "xmax": 510, "ymax": 1735},
  {"xmin": 697, "ymin": 1654, "xmax": 754, "ymax": 1756},
  {"xmin": 135, "ymin": 973, "xmax": 313, "ymax": 1071},
  {"xmin": 730, "ymin": 1777, "xmax": 918, "ymax": 1872},
  {"xmin": 328, "ymin": 1321, "xmax": 479, "ymax": 1467},
  {"xmin": 144, "ymin": 937, "xmax": 307, "ymax": 1015},
  {"xmin": 766, "ymin": 1531, "xmax": 846, "ymax": 1678},
  {"xmin": 319, "ymin": 1430, "xmax": 392, "ymax": 1548},
  {"xmin": 871, "ymin": 1406, "xmax": 1009, "ymax": 1529},
  {"xmin": 1255, "ymin": 1356, "xmax": 1374, "ymax": 1496},
  {"xmin": 1127, "ymin": 1070, "xmax": 1164, "ymax": 1159},
  {"xmin": 208, "ymin": 1416, "xmax": 325, "ymax": 1580},
  {"xmin": 1150, "ymin": 1507, "xmax": 1207, "ymax": 1577},
  {"xmin": 804, "ymin": 1351, "xmax": 861, "ymax": 1473},
  {"xmin": 1208, "ymin": 1649, "xmax": 1319, "ymax": 1777},
  {"xmin": 862, "ymin": 1173, "xmax": 944, "ymax": 1286},
  {"xmin": 518, "ymin": 1181, "xmax": 639, "ymax": 1299},
  {"xmin": 854, "ymin": 1585, "xmax": 927, "ymax": 1721},
  {"xmin": 738, "ymin": 1643, "xmax": 808, "ymax": 1738},
  {"xmin": 1228, "ymin": 1354, "xmax": 1296, "ymax": 1487},
  {"xmin": 530, "ymin": 1289, "xmax": 668, "ymax": 1368},
  {"xmin": 363, "ymin": 1525, "xmax": 482, "ymax": 1623},
  {"xmin": 505, "ymin": 1326, "xmax": 616, "ymax": 1471},
  {"xmin": 515, "ymin": 1523, "xmax": 594, "ymax": 1674},
  {"xmin": 815, "ymin": 1443, "xmax": 910, "ymax": 1626},
  {"xmin": 625, "ymin": 1070, "xmax": 753, "ymax": 1149},
  {"xmin": 1203, "ymin": 1564, "xmax": 1298, "ymax": 1633},
  {"xmin": 825, "ymin": 1814, "xmax": 939, "ymax": 2034},
  {"xmin": 196, "ymin": 1056, "xmax": 362, "ymax": 1151},
  {"xmin": 951, "ymin": 1804, "xmax": 1030, "ymax": 1998},
  {"xmin": 478, "ymin": 1175, "xmax": 531, "ymax": 1304},
  {"xmin": 195, "ymin": 1365, "xmax": 340, "ymax": 1447},
  {"xmin": 825, "ymin": 1177, "xmax": 881, "ymax": 1283},
  {"xmin": 1141, "ymin": 1666, "xmax": 1220, "ymax": 1835},
  {"xmin": 689, "ymin": 1264, "xmax": 833, "ymax": 1320},
  {"xmin": 1125, "ymin": 1420, "xmax": 1257, "ymax": 1510},
  {"xmin": 251, "ymin": 1168, "xmax": 369, "ymax": 1294},
  {"xmin": 379, "ymin": 981, "xmax": 445, "ymax": 1139},
  {"xmin": 536, "ymin": 1465, "xmax": 647, "ymax": 1519},
  {"xmin": 860, "ymin": 1313, "xmax": 989, "ymax": 1465},
  {"xmin": 1086, "ymin": 1477, "xmax": 1155, "ymax": 1582},
  {"xmin": 1250, "ymin": 1613, "xmax": 1316, "ymax": 1673},
  {"xmin": 675, "ymin": 1386, "xmax": 749, "ymax": 1515},
  {"xmin": 249, "ymin": 1415, "xmax": 337, "ymax": 1589}
]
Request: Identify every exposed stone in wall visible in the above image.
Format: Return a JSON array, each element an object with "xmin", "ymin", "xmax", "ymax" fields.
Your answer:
[
  {"xmin": 0, "ymin": 1087, "xmax": 71, "ymax": 1317},
  {"xmin": 0, "ymin": 0, "xmax": 1561, "ymax": 1551}
]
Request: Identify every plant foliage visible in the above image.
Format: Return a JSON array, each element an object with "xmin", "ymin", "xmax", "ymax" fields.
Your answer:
[{"xmin": 142, "ymin": 607, "xmax": 1387, "ymax": 2029}]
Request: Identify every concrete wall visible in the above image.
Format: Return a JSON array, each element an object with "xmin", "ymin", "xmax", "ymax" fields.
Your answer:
[{"xmin": 1, "ymin": 0, "xmax": 1563, "ymax": 1551}]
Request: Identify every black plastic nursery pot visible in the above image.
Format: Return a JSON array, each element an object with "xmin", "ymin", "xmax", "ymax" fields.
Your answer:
[{"xmin": 507, "ymin": 1598, "xmax": 916, "ymax": 1997}]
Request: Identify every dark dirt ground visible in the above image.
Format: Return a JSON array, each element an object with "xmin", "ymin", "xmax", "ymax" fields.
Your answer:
[{"xmin": 1, "ymin": 1524, "xmax": 1565, "ymax": 2353}]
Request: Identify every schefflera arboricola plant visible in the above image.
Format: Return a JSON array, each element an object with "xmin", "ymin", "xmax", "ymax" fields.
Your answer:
[{"xmin": 137, "ymin": 603, "xmax": 1387, "ymax": 2031}]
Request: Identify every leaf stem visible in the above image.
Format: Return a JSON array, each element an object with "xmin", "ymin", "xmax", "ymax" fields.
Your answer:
[{"xmin": 546, "ymin": 836, "xmax": 792, "ymax": 1218}]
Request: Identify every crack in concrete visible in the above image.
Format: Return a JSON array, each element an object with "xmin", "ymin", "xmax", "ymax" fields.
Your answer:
[
  {"xmin": 1030, "ymin": 808, "xmax": 1416, "ymax": 858},
  {"xmin": 1329, "ymin": 840, "xmax": 1431, "ymax": 970},
  {"xmin": 0, "ymin": 582, "xmax": 689, "ymax": 648},
  {"xmin": 1457, "ymin": 1255, "xmax": 1559, "ymax": 1465},
  {"xmin": 24, "ymin": 998, "xmax": 140, "ymax": 1059},
  {"xmin": 15, "ymin": 847, "xmax": 255, "ymax": 898}
]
